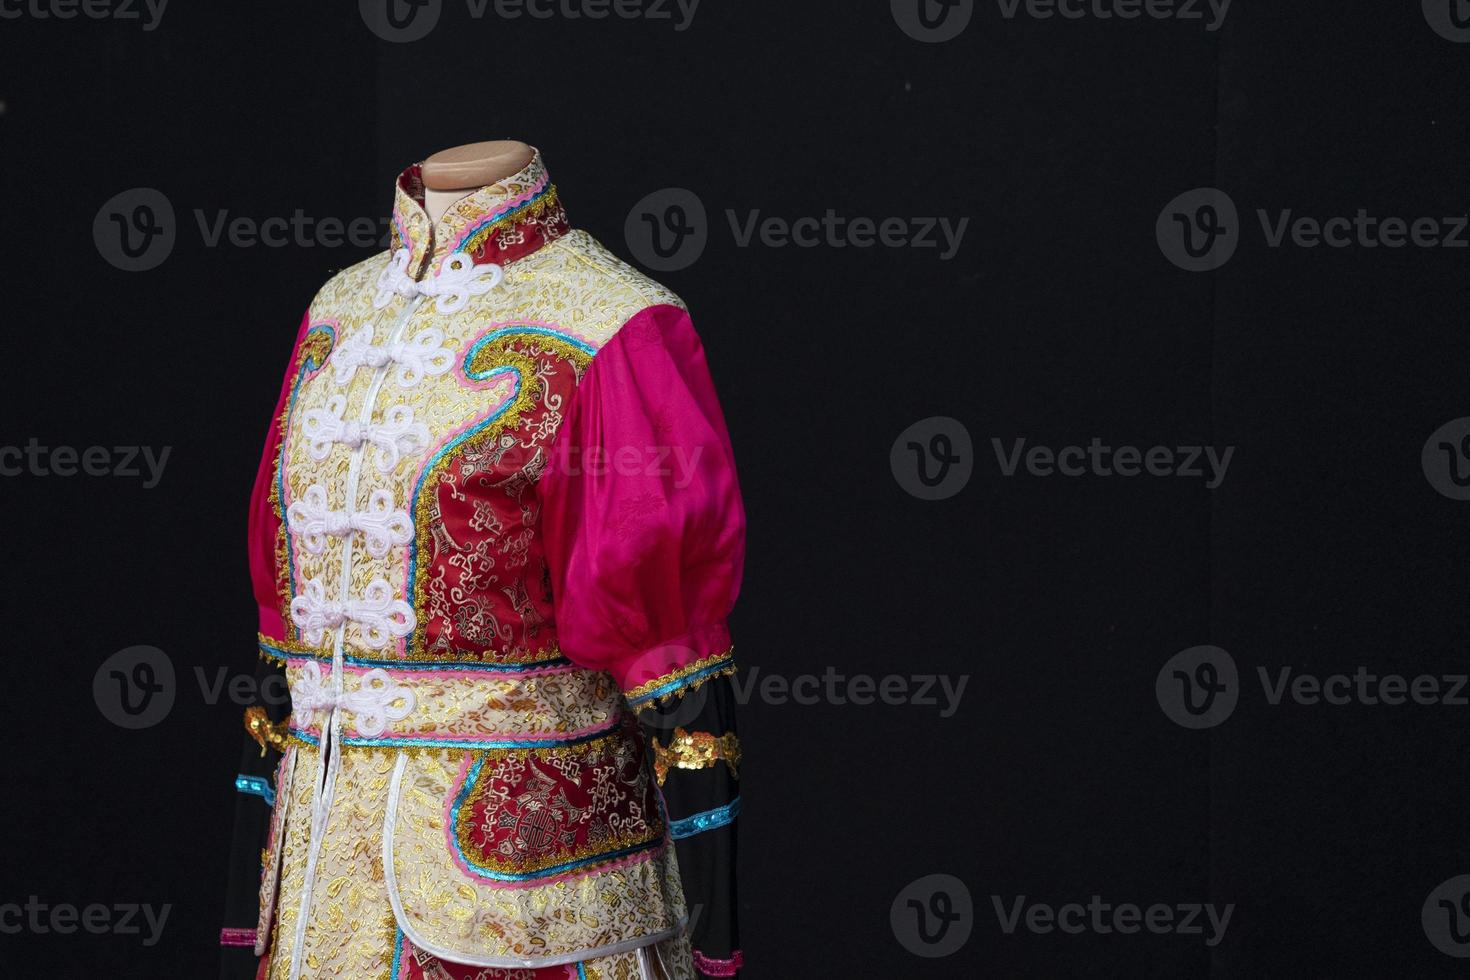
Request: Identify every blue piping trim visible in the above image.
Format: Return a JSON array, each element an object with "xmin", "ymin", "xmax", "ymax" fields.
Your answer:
[
  {"xmin": 234, "ymin": 774, "xmax": 276, "ymax": 808},
  {"xmin": 448, "ymin": 752, "xmax": 661, "ymax": 881},
  {"xmin": 670, "ymin": 798, "xmax": 741, "ymax": 840},
  {"xmin": 462, "ymin": 324, "xmax": 597, "ymax": 380},
  {"xmin": 625, "ymin": 656, "xmax": 736, "ymax": 708},
  {"xmin": 390, "ymin": 929, "xmax": 403, "ymax": 980}
]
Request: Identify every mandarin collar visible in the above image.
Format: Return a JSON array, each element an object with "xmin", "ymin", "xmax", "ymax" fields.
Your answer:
[{"xmin": 389, "ymin": 147, "xmax": 569, "ymax": 279}]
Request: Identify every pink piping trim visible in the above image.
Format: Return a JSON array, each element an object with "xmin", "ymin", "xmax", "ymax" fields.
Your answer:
[
  {"xmin": 692, "ymin": 949, "xmax": 743, "ymax": 976},
  {"xmin": 219, "ymin": 927, "xmax": 256, "ymax": 948}
]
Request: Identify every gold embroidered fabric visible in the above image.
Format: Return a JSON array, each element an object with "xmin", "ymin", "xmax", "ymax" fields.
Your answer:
[
  {"xmin": 255, "ymin": 150, "xmax": 704, "ymax": 977},
  {"xmin": 652, "ymin": 728, "xmax": 742, "ymax": 787}
]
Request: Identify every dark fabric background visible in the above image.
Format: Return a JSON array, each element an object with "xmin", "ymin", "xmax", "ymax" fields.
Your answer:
[{"xmin": 3, "ymin": 2, "xmax": 1469, "ymax": 975}]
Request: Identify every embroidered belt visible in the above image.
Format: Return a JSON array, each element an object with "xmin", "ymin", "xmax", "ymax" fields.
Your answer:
[{"xmin": 271, "ymin": 648, "xmax": 625, "ymax": 749}]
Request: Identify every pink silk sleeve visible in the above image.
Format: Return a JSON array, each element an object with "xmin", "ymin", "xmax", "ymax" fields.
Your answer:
[
  {"xmin": 541, "ymin": 304, "xmax": 746, "ymax": 695},
  {"xmin": 248, "ymin": 310, "xmax": 312, "ymax": 641}
]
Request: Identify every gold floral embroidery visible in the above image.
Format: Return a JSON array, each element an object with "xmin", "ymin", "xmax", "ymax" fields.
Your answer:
[{"xmin": 652, "ymin": 728, "xmax": 741, "ymax": 786}]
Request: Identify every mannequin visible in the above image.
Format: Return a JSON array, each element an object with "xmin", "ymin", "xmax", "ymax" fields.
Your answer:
[{"xmin": 422, "ymin": 139, "xmax": 536, "ymax": 223}]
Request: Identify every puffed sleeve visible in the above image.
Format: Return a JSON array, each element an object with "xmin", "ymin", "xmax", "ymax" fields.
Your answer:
[{"xmin": 541, "ymin": 303, "xmax": 745, "ymax": 977}]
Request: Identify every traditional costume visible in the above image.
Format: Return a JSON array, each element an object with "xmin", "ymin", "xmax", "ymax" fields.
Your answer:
[{"xmin": 219, "ymin": 150, "xmax": 744, "ymax": 980}]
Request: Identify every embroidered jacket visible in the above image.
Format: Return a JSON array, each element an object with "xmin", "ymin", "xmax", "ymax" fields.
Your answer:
[{"xmin": 220, "ymin": 151, "xmax": 745, "ymax": 980}]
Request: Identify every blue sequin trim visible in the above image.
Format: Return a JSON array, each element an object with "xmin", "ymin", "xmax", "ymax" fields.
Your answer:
[
  {"xmin": 390, "ymin": 929, "xmax": 404, "ymax": 980},
  {"xmin": 234, "ymin": 774, "xmax": 276, "ymax": 807},
  {"xmin": 670, "ymin": 797, "xmax": 741, "ymax": 840}
]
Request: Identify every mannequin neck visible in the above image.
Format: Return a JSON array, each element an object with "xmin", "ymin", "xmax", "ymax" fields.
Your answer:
[{"xmin": 421, "ymin": 140, "xmax": 536, "ymax": 224}]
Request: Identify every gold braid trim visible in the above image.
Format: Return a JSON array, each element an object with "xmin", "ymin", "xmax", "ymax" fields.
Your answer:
[
  {"xmin": 652, "ymin": 728, "xmax": 741, "ymax": 787},
  {"xmin": 457, "ymin": 185, "xmax": 563, "ymax": 257},
  {"xmin": 243, "ymin": 706, "xmax": 291, "ymax": 757},
  {"xmin": 624, "ymin": 649, "xmax": 737, "ymax": 708}
]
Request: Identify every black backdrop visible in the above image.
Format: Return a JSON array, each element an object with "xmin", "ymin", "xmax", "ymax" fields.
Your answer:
[{"xmin": 4, "ymin": 1, "xmax": 1470, "ymax": 976}]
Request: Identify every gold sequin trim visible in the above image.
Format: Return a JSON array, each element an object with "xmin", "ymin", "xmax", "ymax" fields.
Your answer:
[
  {"xmin": 652, "ymin": 728, "xmax": 741, "ymax": 787},
  {"xmin": 244, "ymin": 705, "xmax": 292, "ymax": 757},
  {"xmin": 624, "ymin": 649, "xmax": 737, "ymax": 707}
]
